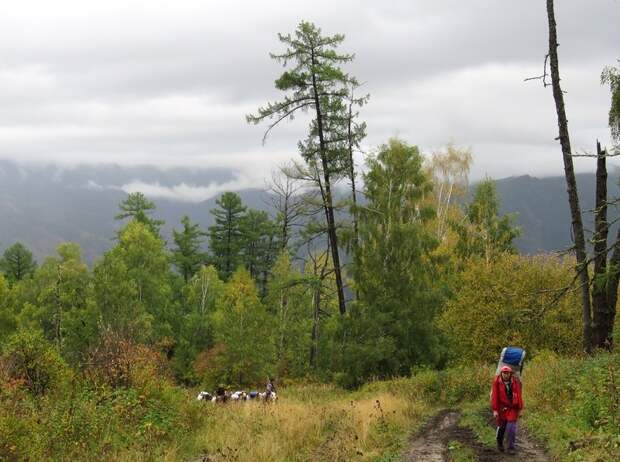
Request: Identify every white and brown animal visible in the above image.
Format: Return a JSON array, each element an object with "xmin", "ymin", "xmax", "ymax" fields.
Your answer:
[
  {"xmin": 230, "ymin": 391, "xmax": 247, "ymax": 401},
  {"xmin": 196, "ymin": 391, "xmax": 213, "ymax": 402},
  {"xmin": 258, "ymin": 391, "xmax": 278, "ymax": 402}
]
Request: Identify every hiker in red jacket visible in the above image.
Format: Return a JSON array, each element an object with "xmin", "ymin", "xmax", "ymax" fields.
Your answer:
[{"xmin": 490, "ymin": 365, "xmax": 523, "ymax": 454}]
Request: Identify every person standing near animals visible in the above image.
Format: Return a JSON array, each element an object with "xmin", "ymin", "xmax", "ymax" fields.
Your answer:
[
  {"xmin": 490, "ymin": 365, "xmax": 524, "ymax": 454},
  {"xmin": 265, "ymin": 377, "xmax": 276, "ymax": 399}
]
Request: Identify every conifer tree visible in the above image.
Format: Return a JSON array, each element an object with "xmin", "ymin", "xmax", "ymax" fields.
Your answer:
[
  {"xmin": 453, "ymin": 179, "xmax": 520, "ymax": 263},
  {"xmin": 342, "ymin": 138, "xmax": 442, "ymax": 386},
  {"xmin": 109, "ymin": 221, "xmax": 173, "ymax": 340},
  {"xmin": 172, "ymin": 215, "xmax": 206, "ymax": 282},
  {"xmin": 30, "ymin": 243, "xmax": 95, "ymax": 360},
  {"xmin": 0, "ymin": 242, "xmax": 37, "ymax": 283},
  {"xmin": 93, "ymin": 250, "xmax": 152, "ymax": 341},
  {"xmin": 208, "ymin": 192, "xmax": 247, "ymax": 280},
  {"xmin": 248, "ymin": 21, "xmax": 364, "ymax": 315},
  {"xmin": 115, "ymin": 192, "xmax": 164, "ymax": 237},
  {"xmin": 242, "ymin": 209, "xmax": 278, "ymax": 295}
]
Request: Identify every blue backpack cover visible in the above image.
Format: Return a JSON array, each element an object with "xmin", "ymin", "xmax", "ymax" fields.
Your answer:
[
  {"xmin": 502, "ymin": 347, "xmax": 526, "ymax": 366},
  {"xmin": 496, "ymin": 346, "xmax": 526, "ymax": 377}
]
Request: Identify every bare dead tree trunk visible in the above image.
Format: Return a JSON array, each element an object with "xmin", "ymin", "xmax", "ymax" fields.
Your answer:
[
  {"xmin": 606, "ymin": 225, "xmax": 620, "ymax": 349},
  {"xmin": 268, "ymin": 166, "xmax": 309, "ymax": 252},
  {"xmin": 592, "ymin": 140, "xmax": 609, "ymax": 348},
  {"xmin": 54, "ymin": 265, "xmax": 63, "ymax": 352},
  {"xmin": 591, "ymin": 139, "xmax": 617, "ymax": 350},
  {"xmin": 347, "ymin": 92, "xmax": 359, "ymax": 251},
  {"xmin": 309, "ymin": 284, "xmax": 320, "ymax": 368},
  {"xmin": 546, "ymin": 0, "xmax": 593, "ymax": 352},
  {"xmin": 308, "ymin": 241, "xmax": 331, "ymax": 369}
]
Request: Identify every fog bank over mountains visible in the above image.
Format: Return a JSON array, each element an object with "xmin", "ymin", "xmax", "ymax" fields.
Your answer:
[
  {"xmin": 1, "ymin": 160, "xmax": 619, "ymax": 263},
  {"xmin": 0, "ymin": 161, "xmax": 269, "ymax": 262}
]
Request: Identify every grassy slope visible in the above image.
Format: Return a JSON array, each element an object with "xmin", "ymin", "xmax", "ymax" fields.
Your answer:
[
  {"xmin": 172, "ymin": 365, "xmax": 491, "ymax": 461},
  {"xmin": 177, "ymin": 382, "xmax": 434, "ymax": 462},
  {"xmin": 4, "ymin": 352, "xmax": 620, "ymax": 461}
]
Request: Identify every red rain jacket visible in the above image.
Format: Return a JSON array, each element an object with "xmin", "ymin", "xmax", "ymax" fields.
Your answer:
[{"xmin": 490, "ymin": 375, "xmax": 523, "ymax": 423}]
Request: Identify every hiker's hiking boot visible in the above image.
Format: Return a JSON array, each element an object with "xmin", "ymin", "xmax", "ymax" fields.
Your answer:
[
  {"xmin": 497, "ymin": 441, "xmax": 505, "ymax": 453},
  {"xmin": 507, "ymin": 447, "xmax": 517, "ymax": 455}
]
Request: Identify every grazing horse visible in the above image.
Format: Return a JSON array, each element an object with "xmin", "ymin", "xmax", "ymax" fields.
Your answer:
[
  {"xmin": 230, "ymin": 391, "xmax": 247, "ymax": 401},
  {"xmin": 196, "ymin": 391, "xmax": 213, "ymax": 401},
  {"xmin": 259, "ymin": 391, "xmax": 278, "ymax": 402}
]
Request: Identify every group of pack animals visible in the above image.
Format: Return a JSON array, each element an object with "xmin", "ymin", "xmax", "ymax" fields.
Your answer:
[{"xmin": 196, "ymin": 389, "xmax": 278, "ymax": 403}]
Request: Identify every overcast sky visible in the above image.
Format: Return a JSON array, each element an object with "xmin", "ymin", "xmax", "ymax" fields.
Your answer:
[{"xmin": 0, "ymin": 0, "xmax": 618, "ymax": 192}]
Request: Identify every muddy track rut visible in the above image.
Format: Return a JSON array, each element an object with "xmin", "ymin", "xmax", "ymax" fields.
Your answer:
[{"xmin": 406, "ymin": 409, "xmax": 550, "ymax": 462}]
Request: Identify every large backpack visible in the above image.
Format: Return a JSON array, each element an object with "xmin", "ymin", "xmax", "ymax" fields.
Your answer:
[{"xmin": 496, "ymin": 346, "xmax": 526, "ymax": 378}]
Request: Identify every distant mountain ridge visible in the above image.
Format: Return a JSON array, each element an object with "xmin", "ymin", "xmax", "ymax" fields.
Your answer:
[
  {"xmin": 0, "ymin": 161, "xmax": 268, "ymax": 263},
  {"xmin": 1, "ymin": 160, "xmax": 619, "ymax": 262},
  {"xmin": 496, "ymin": 172, "xmax": 620, "ymax": 254}
]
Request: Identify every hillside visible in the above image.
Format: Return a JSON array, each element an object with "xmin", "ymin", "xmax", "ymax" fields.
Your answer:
[
  {"xmin": 1, "ymin": 160, "xmax": 619, "ymax": 261},
  {"xmin": 496, "ymin": 172, "xmax": 620, "ymax": 254},
  {"xmin": 0, "ymin": 161, "xmax": 269, "ymax": 262}
]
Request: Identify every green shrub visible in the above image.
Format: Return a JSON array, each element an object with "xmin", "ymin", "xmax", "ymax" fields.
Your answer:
[
  {"xmin": 1, "ymin": 329, "xmax": 70, "ymax": 396},
  {"xmin": 524, "ymin": 350, "xmax": 620, "ymax": 461},
  {"xmin": 438, "ymin": 255, "xmax": 582, "ymax": 363},
  {"xmin": 407, "ymin": 364, "xmax": 491, "ymax": 406}
]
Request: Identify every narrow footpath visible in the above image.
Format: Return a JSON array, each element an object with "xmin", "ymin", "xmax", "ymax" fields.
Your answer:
[{"xmin": 406, "ymin": 410, "xmax": 550, "ymax": 462}]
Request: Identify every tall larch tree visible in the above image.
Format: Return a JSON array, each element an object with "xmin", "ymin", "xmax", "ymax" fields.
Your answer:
[
  {"xmin": 247, "ymin": 21, "xmax": 364, "ymax": 315},
  {"xmin": 115, "ymin": 192, "xmax": 164, "ymax": 237}
]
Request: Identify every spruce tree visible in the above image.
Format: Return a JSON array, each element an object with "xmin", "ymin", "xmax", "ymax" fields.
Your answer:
[
  {"xmin": 0, "ymin": 242, "xmax": 37, "ymax": 283},
  {"xmin": 208, "ymin": 192, "xmax": 247, "ymax": 280},
  {"xmin": 172, "ymin": 215, "xmax": 206, "ymax": 282},
  {"xmin": 242, "ymin": 209, "xmax": 278, "ymax": 296}
]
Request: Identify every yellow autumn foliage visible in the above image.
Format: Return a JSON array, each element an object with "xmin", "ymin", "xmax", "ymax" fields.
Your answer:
[{"xmin": 438, "ymin": 253, "xmax": 582, "ymax": 363}]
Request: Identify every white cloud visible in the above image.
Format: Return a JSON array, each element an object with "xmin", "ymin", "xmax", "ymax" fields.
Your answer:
[
  {"xmin": 84, "ymin": 180, "xmax": 104, "ymax": 190},
  {"xmin": 0, "ymin": 0, "xmax": 617, "ymax": 186},
  {"xmin": 119, "ymin": 175, "xmax": 262, "ymax": 203}
]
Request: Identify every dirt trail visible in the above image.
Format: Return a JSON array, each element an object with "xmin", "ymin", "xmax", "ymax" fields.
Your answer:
[{"xmin": 406, "ymin": 410, "xmax": 550, "ymax": 462}]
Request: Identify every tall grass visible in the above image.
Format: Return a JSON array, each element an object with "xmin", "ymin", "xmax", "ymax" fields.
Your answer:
[
  {"xmin": 445, "ymin": 350, "xmax": 620, "ymax": 462},
  {"xmin": 523, "ymin": 350, "xmax": 620, "ymax": 461},
  {"xmin": 184, "ymin": 383, "xmax": 432, "ymax": 462},
  {"xmin": 5, "ymin": 350, "xmax": 620, "ymax": 461}
]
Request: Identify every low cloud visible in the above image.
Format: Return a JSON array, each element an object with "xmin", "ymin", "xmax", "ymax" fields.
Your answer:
[
  {"xmin": 118, "ymin": 176, "xmax": 260, "ymax": 202},
  {"xmin": 84, "ymin": 179, "xmax": 104, "ymax": 190},
  {"xmin": 0, "ymin": 0, "xmax": 617, "ymax": 184}
]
